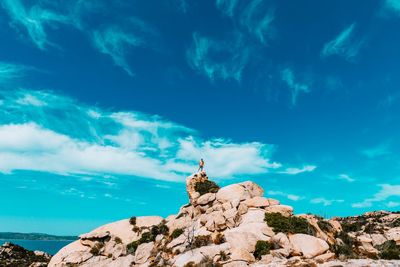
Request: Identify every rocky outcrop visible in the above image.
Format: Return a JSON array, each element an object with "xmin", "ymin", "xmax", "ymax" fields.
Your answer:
[
  {"xmin": 0, "ymin": 242, "xmax": 51, "ymax": 266},
  {"xmin": 50, "ymin": 172, "xmax": 400, "ymax": 266}
]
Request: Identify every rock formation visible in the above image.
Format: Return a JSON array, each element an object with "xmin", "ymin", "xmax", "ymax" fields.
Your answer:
[
  {"xmin": 49, "ymin": 172, "xmax": 400, "ymax": 266},
  {"xmin": 0, "ymin": 242, "xmax": 51, "ymax": 266}
]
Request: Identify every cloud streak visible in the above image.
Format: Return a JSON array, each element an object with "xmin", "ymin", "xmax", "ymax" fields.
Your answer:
[
  {"xmin": 0, "ymin": 89, "xmax": 310, "ymax": 182},
  {"xmin": 280, "ymin": 68, "xmax": 311, "ymax": 106},
  {"xmin": 92, "ymin": 19, "xmax": 156, "ymax": 76},
  {"xmin": 384, "ymin": 0, "xmax": 400, "ymax": 16},
  {"xmin": 0, "ymin": 62, "xmax": 31, "ymax": 85},
  {"xmin": 267, "ymin": 190, "xmax": 303, "ymax": 201},
  {"xmin": 240, "ymin": 0, "xmax": 274, "ymax": 44},
  {"xmin": 186, "ymin": 32, "xmax": 250, "ymax": 82},
  {"xmin": 321, "ymin": 23, "xmax": 364, "ymax": 61},
  {"xmin": 352, "ymin": 184, "xmax": 400, "ymax": 208},
  {"xmin": 311, "ymin": 198, "xmax": 344, "ymax": 207},
  {"xmin": 216, "ymin": 0, "xmax": 239, "ymax": 17},
  {"xmin": 278, "ymin": 165, "xmax": 316, "ymax": 175},
  {"xmin": 1, "ymin": 0, "xmax": 71, "ymax": 50}
]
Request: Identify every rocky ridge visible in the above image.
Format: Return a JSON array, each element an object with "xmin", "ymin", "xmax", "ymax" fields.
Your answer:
[
  {"xmin": 0, "ymin": 242, "xmax": 51, "ymax": 266},
  {"xmin": 49, "ymin": 172, "xmax": 400, "ymax": 266}
]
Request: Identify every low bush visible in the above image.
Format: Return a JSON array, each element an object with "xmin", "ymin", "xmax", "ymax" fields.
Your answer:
[
  {"xmin": 391, "ymin": 218, "xmax": 400, "ymax": 227},
  {"xmin": 264, "ymin": 212, "xmax": 316, "ymax": 235},
  {"xmin": 114, "ymin": 236, "xmax": 122, "ymax": 244},
  {"xmin": 213, "ymin": 233, "xmax": 225, "ymax": 245},
  {"xmin": 90, "ymin": 242, "xmax": 104, "ymax": 256},
  {"xmin": 128, "ymin": 221, "xmax": 169, "ymax": 254},
  {"xmin": 331, "ymin": 231, "xmax": 355, "ymax": 257},
  {"xmin": 194, "ymin": 180, "xmax": 219, "ymax": 195},
  {"xmin": 129, "ymin": 216, "xmax": 137, "ymax": 225},
  {"xmin": 219, "ymin": 250, "xmax": 228, "ymax": 261},
  {"xmin": 341, "ymin": 221, "xmax": 363, "ymax": 233},
  {"xmin": 254, "ymin": 240, "xmax": 272, "ymax": 260},
  {"xmin": 127, "ymin": 240, "xmax": 140, "ymax": 254},
  {"xmin": 193, "ymin": 235, "xmax": 212, "ymax": 248},
  {"xmin": 171, "ymin": 228, "xmax": 184, "ymax": 239},
  {"xmin": 378, "ymin": 240, "xmax": 400, "ymax": 260},
  {"xmin": 317, "ymin": 220, "xmax": 333, "ymax": 233}
]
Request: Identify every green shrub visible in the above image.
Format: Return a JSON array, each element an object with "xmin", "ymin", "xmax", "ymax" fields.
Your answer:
[
  {"xmin": 90, "ymin": 243, "xmax": 104, "ymax": 256},
  {"xmin": 264, "ymin": 212, "xmax": 316, "ymax": 235},
  {"xmin": 127, "ymin": 240, "xmax": 140, "ymax": 254},
  {"xmin": 341, "ymin": 221, "xmax": 363, "ymax": 233},
  {"xmin": 114, "ymin": 236, "xmax": 122, "ymax": 244},
  {"xmin": 128, "ymin": 221, "xmax": 170, "ymax": 254},
  {"xmin": 193, "ymin": 235, "xmax": 212, "ymax": 248},
  {"xmin": 151, "ymin": 221, "xmax": 169, "ymax": 237},
  {"xmin": 171, "ymin": 228, "xmax": 184, "ymax": 239},
  {"xmin": 254, "ymin": 240, "xmax": 272, "ymax": 260},
  {"xmin": 317, "ymin": 220, "xmax": 333, "ymax": 232},
  {"xmin": 140, "ymin": 232, "xmax": 154, "ymax": 243},
  {"xmin": 219, "ymin": 250, "xmax": 228, "ymax": 261},
  {"xmin": 129, "ymin": 216, "xmax": 137, "ymax": 225},
  {"xmin": 378, "ymin": 240, "xmax": 400, "ymax": 260},
  {"xmin": 391, "ymin": 218, "xmax": 400, "ymax": 227},
  {"xmin": 194, "ymin": 180, "xmax": 219, "ymax": 195},
  {"xmin": 331, "ymin": 231, "xmax": 355, "ymax": 257},
  {"xmin": 213, "ymin": 233, "xmax": 225, "ymax": 244}
]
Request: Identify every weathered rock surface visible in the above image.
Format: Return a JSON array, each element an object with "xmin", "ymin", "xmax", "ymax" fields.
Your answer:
[{"xmin": 49, "ymin": 172, "xmax": 400, "ymax": 266}]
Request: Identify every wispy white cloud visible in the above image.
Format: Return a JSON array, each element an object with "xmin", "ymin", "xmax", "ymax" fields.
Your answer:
[
  {"xmin": 1, "ymin": 0, "xmax": 71, "ymax": 50},
  {"xmin": 0, "ymin": 89, "xmax": 307, "ymax": 181},
  {"xmin": 240, "ymin": 0, "xmax": 274, "ymax": 44},
  {"xmin": 279, "ymin": 165, "xmax": 316, "ymax": 175},
  {"xmin": 361, "ymin": 143, "xmax": 391, "ymax": 158},
  {"xmin": 186, "ymin": 32, "xmax": 250, "ymax": 82},
  {"xmin": 338, "ymin": 174, "xmax": 355, "ymax": 182},
  {"xmin": 321, "ymin": 23, "xmax": 364, "ymax": 61},
  {"xmin": 311, "ymin": 198, "xmax": 344, "ymax": 207},
  {"xmin": 352, "ymin": 184, "xmax": 400, "ymax": 208},
  {"xmin": 0, "ymin": 62, "xmax": 31, "ymax": 85},
  {"xmin": 387, "ymin": 201, "xmax": 400, "ymax": 208},
  {"xmin": 267, "ymin": 190, "xmax": 303, "ymax": 201},
  {"xmin": 175, "ymin": 0, "xmax": 189, "ymax": 13},
  {"xmin": 280, "ymin": 67, "xmax": 311, "ymax": 106},
  {"xmin": 216, "ymin": 0, "xmax": 239, "ymax": 17},
  {"xmin": 92, "ymin": 19, "xmax": 156, "ymax": 76},
  {"xmin": 384, "ymin": 0, "xmax": 400, "ymax": 16}
]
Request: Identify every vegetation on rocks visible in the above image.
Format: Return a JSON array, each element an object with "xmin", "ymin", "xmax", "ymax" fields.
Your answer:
[
  {"xmin": 264, "ymin": 212, "xmax": 316, "ymax": 235},
  {"xmin": 89, "ymin": 242, "xmax": 104, "ymax": 256},
  {"xmin": 129, "ymin": 216, "xmax": 137, "ymax": 225},
  {"xmin": 331, "ymin": 231, "xmax": 355, "ymax": 257},
  {"xmin": 49, "ymin": 173, "xmax": 400, "ymax": 267},
  {"xmin": 170, "ymin": 228, "xmax": 184, "ymax": 239},
  {"xmin": 0, "ymin": 242, "xmax": 51, "ymax": 266},
  {"xmin": 128, "ymin": 220, "xmax": 170, "ymax": 254},
  {"xmin": 254, "ymin": 240, "xmax": 272, "ymax": 260},
  {"xmin": 378, "ymin": 240, "xmax": 400, "ymax": 260},
  {"xmin": 194, "ymin": 180, "xmax": 219, "ymax": 195},
  {"xmin": 317, "ymin": 220, "xmax": 333, "ymax": 232},
  {"xmin": 192, "ymin": 235, "xmax": 212, "ymax": 248}
]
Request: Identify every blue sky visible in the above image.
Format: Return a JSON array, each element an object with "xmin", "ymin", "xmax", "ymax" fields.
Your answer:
[{"xmin": 0, "ymin": 0, "xmax": 400, "ymax": 235}]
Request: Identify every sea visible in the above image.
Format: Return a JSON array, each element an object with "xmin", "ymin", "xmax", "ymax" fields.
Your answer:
[{"xmin": 0, "ymin": 239, "xmax": 74, "ymax": 255}]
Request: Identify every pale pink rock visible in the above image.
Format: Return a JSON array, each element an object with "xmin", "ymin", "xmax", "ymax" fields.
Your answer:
[
  {"xmin": 196, "ymin": 193, "xmax": 216, "ymax": 205},
  {"xmin": 265, "ymin": 205, "xmax": 293, "ymax": 217},
  {"xmin": 134, "ymin": 242, "xmax": 154, "ymax": 264},
  {"xmin": 243, "ymin": 196, "xmax": 270, "ymax": 208},
  {"xmin": 289, "ymin": 234, "xmax": 329, "ymax": 258},
  {"xmin": 240, "ymin": 208, "xmax": 265, "ymax": 225}
]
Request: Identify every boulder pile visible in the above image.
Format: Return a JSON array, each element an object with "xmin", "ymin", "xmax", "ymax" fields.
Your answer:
[
  {"xmin": 49, "ymin": 172, "xmax": 400, "ymax": 266},
  {"xmin": 0, "ymin": 242, "xmax": 51, "ymax": 266}
]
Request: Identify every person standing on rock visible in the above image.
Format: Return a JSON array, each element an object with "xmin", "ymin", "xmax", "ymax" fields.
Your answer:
[{"xmin": 198, "ymin": 158, "xmax": 205, "ymax": 172}]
